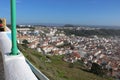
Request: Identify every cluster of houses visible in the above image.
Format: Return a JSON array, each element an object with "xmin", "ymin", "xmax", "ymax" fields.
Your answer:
[{"xmin": 17, "ymin": 27, "xmax": 120, "ymax": 79}]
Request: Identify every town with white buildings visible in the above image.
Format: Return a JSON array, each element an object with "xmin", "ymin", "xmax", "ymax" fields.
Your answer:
[{"xmin": 17, "ymin": 26, "xmax": 120, "ymax": 79}]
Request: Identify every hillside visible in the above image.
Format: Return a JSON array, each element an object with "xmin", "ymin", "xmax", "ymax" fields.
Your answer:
[{"xmin": 18, "ymin": 44, "xmax": 113, "ymax": 80}]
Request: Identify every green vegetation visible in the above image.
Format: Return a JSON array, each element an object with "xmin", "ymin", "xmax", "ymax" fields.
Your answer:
[
  {"xmin": 64, "ymin": 24, "xmax": 75, "ymax": 27},
  {"xmin": 90, "ymin": 63, "xmax": 104, "ymax": 76},
  {"xmin": 22, "ymin": 39, "xmax": 29, "ymax": 44},
  {"xmin": 62, "ymin": 29, "xmax": 120, "ymax": 37},
  {"xmin": 18, "ymin": 44, "xmax": 113, "ymax": 80}
]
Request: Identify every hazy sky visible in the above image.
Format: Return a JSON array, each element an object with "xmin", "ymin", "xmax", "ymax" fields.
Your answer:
[{"xmin": 0, "ymin": 0, "xmax": 120, "ymax": 26}]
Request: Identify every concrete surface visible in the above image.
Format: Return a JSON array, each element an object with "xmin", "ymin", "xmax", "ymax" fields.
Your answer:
[{"xmin": 0, "ymin": 52, "xmax": 4, "ymax": 80}]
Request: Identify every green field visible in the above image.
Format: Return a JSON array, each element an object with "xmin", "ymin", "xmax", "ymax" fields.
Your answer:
[{"xmin": 18, "ymin": 44, "xmax": 113, "ymax": 80}]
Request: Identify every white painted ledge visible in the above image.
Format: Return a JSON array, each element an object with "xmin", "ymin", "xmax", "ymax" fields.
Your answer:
[{"xmin": 0, "ymin": 31, "xmax": 38, "ymax": 80}]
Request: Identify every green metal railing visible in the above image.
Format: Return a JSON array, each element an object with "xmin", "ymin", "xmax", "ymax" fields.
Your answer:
[{"xmin": 10, "ymin": 0, "xmax": 19, "ymax": 55}]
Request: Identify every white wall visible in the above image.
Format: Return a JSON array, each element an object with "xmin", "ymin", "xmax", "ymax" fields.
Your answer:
[{"xmin": 0, "ymin": 31, "xmax": 38, "ymax": 80}]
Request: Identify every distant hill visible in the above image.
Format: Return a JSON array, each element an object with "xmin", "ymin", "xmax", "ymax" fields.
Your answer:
[{"xmin": 62, "ymin": 28, "xmax": 120, "ymax": 37}]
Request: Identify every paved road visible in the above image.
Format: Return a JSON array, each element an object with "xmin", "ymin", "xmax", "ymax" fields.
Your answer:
[{"xmin": 0, "ymin": 52, "xmax": 4, "ymax": 80}]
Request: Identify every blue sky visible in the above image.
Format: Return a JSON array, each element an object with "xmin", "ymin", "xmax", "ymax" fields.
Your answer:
[{"xmin": 0, "ymin": 0, "xmax": 120, "ymax": 26}]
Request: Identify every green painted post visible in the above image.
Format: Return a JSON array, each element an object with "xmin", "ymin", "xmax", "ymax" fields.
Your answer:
[{"xmin": 11, "ymin": 0, "xmax": 19, "ymax": 55}]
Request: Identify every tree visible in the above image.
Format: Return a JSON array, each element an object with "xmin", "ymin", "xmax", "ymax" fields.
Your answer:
[
  {"xmin": 22, "ymin": 39, "xmax": 29, "ymax": 48},
  {"xmin": 90, "ymin": 63, "xmax": 103, "ymax": 76},
  {"xmin": 22, "ymin": 39, "xmax": 29, "ymax": 44}
]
